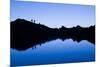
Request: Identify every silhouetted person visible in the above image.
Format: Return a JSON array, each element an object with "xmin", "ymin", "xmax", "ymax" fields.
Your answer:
[
  {"xmin": 34, "ymin": 20, "xmax": 36, "ymax": 23},
  {"xmin": 31, "ymin": 19, "xmax": 33, "ymax": 22},
  {"xmin": 31, "ymin": 19, "xmax": 36, "ymax": 23}
]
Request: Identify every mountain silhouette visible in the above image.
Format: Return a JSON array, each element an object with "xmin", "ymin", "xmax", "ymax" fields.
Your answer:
[{"xmin": 11, "ymin": 18, "xmax": 95, "ymax": 51}]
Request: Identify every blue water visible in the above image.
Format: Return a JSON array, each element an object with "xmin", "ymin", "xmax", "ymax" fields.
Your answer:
[{"xmin": 11, "ymin": 39, "xmax": 95, "ymax": 66}]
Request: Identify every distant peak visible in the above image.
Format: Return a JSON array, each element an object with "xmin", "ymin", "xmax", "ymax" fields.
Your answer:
[
  {"xmin": 61, "ymin": 26, "xmax": 66, "ymax": 29},
  {"xmin": 15, "ymin": 18, "xmax": 28, "ymax": 22}
]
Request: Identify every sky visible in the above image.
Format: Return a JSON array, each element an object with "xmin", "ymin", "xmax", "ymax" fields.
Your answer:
[{"xmin": 11, "ymin": 0, "xmax": 95, "ymax": 28}]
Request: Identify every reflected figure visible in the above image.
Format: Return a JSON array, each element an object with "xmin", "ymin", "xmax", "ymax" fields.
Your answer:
[{"xmin": 11, "ymin": 19, "xmax": 95, "ymax": 51}]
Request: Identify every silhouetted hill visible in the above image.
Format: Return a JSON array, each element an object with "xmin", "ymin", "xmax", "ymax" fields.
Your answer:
[{"xmin": 11, "ymin": 19, "xmax": 95, "ymax": 51}]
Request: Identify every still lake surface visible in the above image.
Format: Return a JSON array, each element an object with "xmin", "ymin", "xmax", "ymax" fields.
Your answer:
[{"xmin": 11, "ymin": 39, "xmax": 95, "ymax": 66}]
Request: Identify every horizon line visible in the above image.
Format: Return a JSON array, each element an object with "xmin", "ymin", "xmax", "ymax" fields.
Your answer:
[{"xmin": 11, "ymin": 18, "xmax": 95, "ymax": 28}]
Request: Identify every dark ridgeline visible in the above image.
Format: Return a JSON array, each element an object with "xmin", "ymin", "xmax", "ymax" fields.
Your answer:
[{"xmin": 11, "ymin": 18, "xmax": 95, "ymax": 51}]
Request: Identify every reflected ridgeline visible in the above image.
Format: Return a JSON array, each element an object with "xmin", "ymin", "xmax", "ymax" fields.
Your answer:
[{"xmin": 11, "ymin": 19, "xmax": 95, "ymax": 51}]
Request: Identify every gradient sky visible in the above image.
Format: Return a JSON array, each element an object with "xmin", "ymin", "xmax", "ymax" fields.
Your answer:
[{"xmin": 11, "ymin": 0, "xmax": 95, "ymax": 28}]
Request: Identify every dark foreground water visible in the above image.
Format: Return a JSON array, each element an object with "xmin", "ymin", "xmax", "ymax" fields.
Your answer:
[{"xmin": 11, "ymin": 39, "xmax": 95, "ymax": 66}]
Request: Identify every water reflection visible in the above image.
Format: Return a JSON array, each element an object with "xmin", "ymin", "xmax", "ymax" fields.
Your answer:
[
  {"xmin": 11, "ymin": 36, "xmax": 95, "ymax": 51},
  {"xmin": 11, "ymin": 39, "xmax": 95, "ymax": 66}
]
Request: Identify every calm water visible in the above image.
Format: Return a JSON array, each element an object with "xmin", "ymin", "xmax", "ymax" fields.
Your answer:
[{"xmin": 11, "ymin": 39, "xmax": 95, "ymax": 66}]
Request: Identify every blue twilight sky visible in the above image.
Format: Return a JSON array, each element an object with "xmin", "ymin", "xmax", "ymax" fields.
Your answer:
[{"xmin": 11, "ymin": 0, "xmax": 95, "ymax": 28}]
